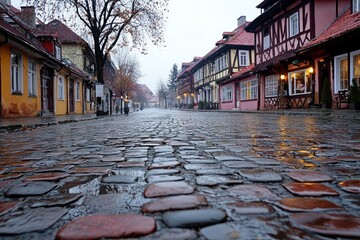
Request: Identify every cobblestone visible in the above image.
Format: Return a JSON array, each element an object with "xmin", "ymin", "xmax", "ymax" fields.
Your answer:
[{"xmin": 0, "ymin": 108, "xmax": 360, "ymax": 239}]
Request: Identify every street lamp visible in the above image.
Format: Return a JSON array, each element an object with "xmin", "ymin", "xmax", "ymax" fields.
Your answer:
[{"xmin": 120, "ymin": 96, "xmax": 123, "ymax": 114}]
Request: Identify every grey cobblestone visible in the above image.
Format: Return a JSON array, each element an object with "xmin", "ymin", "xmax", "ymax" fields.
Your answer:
[{"xmin": 0, "ymin": 108, "xmax": 359, "ymax": 239}]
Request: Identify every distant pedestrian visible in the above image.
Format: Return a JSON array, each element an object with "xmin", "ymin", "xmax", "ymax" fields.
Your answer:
[{"xmin": 124, "ymin": 106, "xmax": 129, "ymax": 116}]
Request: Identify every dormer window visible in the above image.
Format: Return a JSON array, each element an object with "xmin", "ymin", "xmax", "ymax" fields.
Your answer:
[
  {"xmin": 353, "ymin": 0, "xmax": 360, "ymax": 13},
  {"xmin": 55, "ymin": 46, "xmax": 61, "ymax": 60}
]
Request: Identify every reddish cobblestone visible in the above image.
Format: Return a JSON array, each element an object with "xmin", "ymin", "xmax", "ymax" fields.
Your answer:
[
  {"xmin": 144, "ymin": 181, "xmax": 194, "ymax": 198},
  {"xmin": 291, "ymin": 213, "xmax": 360, "ymax": 238},
  {"xmin": 338, "ymin": 180, "xmax": 360, "ymax": 193},
  {"xmin": 283, "ymin": 183, "xmax": 339, "ymax": 196},
  {"xmin": 24, "ymin": 172, "xmax": 70, "ymax": 182},
  {"xmin": 141, "ymin": 195, "xmax": 208, "ymax": 213},
  {"xmin": 277, "ymin": 198, "xmax": 341, "ymax": 212},
  {"xmin": 286, "ymin": 171, "xmax": 333, "ymax": 182},
  {"xmin": 55, "ymin": 214, "xmax": 156, "ymax": 240}
]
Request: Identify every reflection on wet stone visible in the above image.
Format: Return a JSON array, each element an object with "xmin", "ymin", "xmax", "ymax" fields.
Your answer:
[{"xmin": 4, "ymin": 181, "xmax": 57, "ymax": 197}]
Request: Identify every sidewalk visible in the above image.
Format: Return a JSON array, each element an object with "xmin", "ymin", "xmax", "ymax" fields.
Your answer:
[{"xmin": 0, "ymin": 113, "xmax": 98, "ymax": 132}]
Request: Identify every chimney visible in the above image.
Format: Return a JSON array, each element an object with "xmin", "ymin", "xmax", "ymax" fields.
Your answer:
[
  {"xmin": 237, "ymin": 16, "xmax": 246, "ymax": 27},
  {"xmin": 20, "ymin": 6, "xmax": 36, "ymax": 28}
]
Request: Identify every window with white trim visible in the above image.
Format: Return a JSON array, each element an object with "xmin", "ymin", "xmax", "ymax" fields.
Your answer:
[
  {"xmin": 240, "ymin": 79, "xmax": 258, "ymax": 100},
  {"xmin": 28, "ymin": 60, "xmax": 36, "ymax": 96},
  {"xmin": 288, "ymin": 69, "xmax": 312, "ymax": 96},
  {"xmin": 334, "ymin": 54, "xmax": 349, "ymax": 93},
  {"xmin": 76, "ymin": 82, "xmax": 80, "ymax": 101},
  {"xmin": 221, "ymin": 85, "xmax": 232, "ymax": 101},
  {"xmin": 289, "ymin": 12, "xmax": 299, "ymax": 37},
  {"xmin": 350, "ymin": 50, "xmax": 360, "ymax": 87},
  {"xmin": 215, "ymin": 54, "xmax": 228, "ymax": 73},
  {"xmin": 265, "ymin": 75, "xmax": 279, "ymax": 97},
  {"xmin": 55, "ymin": 46, "xmax": 61, "ymax": 60},
  {"xmin": 239, "ymin": 50, "xmax": 249, "ymax": 66},
  {"xmin": 353, "ymin": 0, "xmax": 360, "ymax": 13},
  {"xmin": 11, "ymin": 52, "xmax": 23, "ymax": 93},
  {"xmin": 58, "ymin": 76, "xmax": 64, "ymax": 100},
  {"xmin": 263, "ymin": 27, "xmax": 270, "ymax": 50}
]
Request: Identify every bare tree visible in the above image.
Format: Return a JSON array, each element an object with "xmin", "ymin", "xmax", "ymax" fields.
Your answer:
[
  {"xmin": 112, "ymin": 47, "xmax": 141, "ymax": 98},
  {"xmin": 24, "ymin": 0, "xmax": 169, "ymax": 84},
  {"xmin": 157, "ymin": 80, "xmax": 168, "ymax": 109}
]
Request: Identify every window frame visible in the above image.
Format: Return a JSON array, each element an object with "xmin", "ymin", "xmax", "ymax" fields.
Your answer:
[
  {"xmin": 86, "ymin": 88, "xmax": 91, "ymax": 102},
  {"xmin": 240, "ymin": 79, "xmax": 258, "ymax": 100},
  {"xmin": 221, "ymin": 85, "xmax": 233, "ymax": 102},
  {"xmin": 263, "ymin": 27, "xmax": 270, "ymax": 50},
  {"xmin": 11, "ymin": 51, "xmax": 23, "ymax": 94},
  {"xmin": 289, "ymin": 12, "xmax": 299, "ymax": 37},
  {"xmin": 265, "ymin": 75, "xmax": 279, "ymax": 97},
  {"xmin": 239, "ymin": 50, "xmax": 250, "ymax": 66},
  {"xmin": 353, "ymin": 0, "xmax": 360, "ymax": 13},
  {"xmin": 58, "ymin": 76, "xmax": 64, "ymax": 100},
  {"xmin": 28, "ymin": 60, "xmax": 36, "ymax": 96},
  {"xmin": 350, "ymin": 49, "xmax": 360, "ymax": 87},
  {"xmin": 288, "ymin": 69, "xmax": 312, "ymax": 96},
  {"xmin": 76, "ymin": 81, "xmax": 80, "ymax": 101},
  {"xmin": 334, "ymin": 54, "xmax": 349, "ymax": 93}
]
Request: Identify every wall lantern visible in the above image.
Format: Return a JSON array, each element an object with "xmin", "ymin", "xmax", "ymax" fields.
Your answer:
[
  {"xmin": 280, "ymin": 74, "xmax": 286, "ymax": 80},
  {"xmin": 309, "ymin": 67, "xmax": 314, "ymax": 74}
]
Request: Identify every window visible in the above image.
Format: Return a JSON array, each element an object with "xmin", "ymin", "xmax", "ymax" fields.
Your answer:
[
  {"xmin": 28, "ymin": 60, "xmax": 36, "ymax": 96},
  {"xmin": 289, "ymin": 12, "xmax": 299, "ymax": 37},
  {"xmin": 58, "ymin": 77, "xmax": 64, "ymax": 100},
  {"xmin": 265, "ymin": 75, "xmax": 279, "ymax": 97},
  {"xmin": 76, "ymin": 82, "xmax": 80, "ymax": 101},
  {"xmin": 288, "ymin": 69, "xmax": 312, "ymax": 96},
  {"xmin": 194, "ymin": 68, "xmax": 204, "ymax": 83},
  {"xmin": 55, "ymin": 46, "xmax": 61, "ymax": 60},
  {"xmin": 240, "ymin": 79, "xmax": 258, "ymax": 100},
  {"xmin": 215, "ymin": 54, "xmax": 228, "ymax": 72},
  {"xmin": 221, "ymin": 85, "xmax": 232, "ymax": 101},
  {"xmin": 86, "ymin": 88, "xmax": 91, "ymax": 102},
  {"xmin": 334, "ymin": 54, "xmax": 349, "ymax": 92},
  {"xmin": 350, "ymin": 50, "xmax": 360, "ymax": 87},
  {"xmin": 239, "ymin": 50, "xmax": 249, "ymax": 66},
  {"xmin": 353, "ymin": 0, "xmax": 360, "ymax": 13},
  {"xmin": 263, "ymin": 27, "xmax": 270, "ymax": 50},
  {"xmin": 11, "ymin": 52, "xmax": 22, "ymax": 93}
]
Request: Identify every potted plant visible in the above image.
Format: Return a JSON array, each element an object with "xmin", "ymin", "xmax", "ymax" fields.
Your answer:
[
  {"xmin": 349, "ymin": 79, "xmax": 360, "ymax": 110},
  {"xmin": 321, "ymin": 77, "xmax": 332, "ymax": 108},
  {"xmin": 198, "ymin": 100, "xmax": 204, "ymax": 109}
]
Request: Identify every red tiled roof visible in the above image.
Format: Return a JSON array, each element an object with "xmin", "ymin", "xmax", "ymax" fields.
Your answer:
[
  {"xmin": 42, "ymin": 19, "xmax": 85, "ymax": 44},
  {"xmin": 303, "ymin": 9, "xmax": 360, "ymax": 49},
  {"xmin": 225, "ymin": 22, "xmax": 254, "ymax": 46}
]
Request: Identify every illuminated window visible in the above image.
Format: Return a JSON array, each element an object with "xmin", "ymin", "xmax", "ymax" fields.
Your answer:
[
  {"xmin": 288, "ymin": 70, "xmax": 312, "ymax": 96},
  {"xmin": 350, "ymin": 50, "xmax": 360, "ymax": 87},
  {"xmin": 334, "ymin": 54, "xmax": 349, "ymax": 92}
]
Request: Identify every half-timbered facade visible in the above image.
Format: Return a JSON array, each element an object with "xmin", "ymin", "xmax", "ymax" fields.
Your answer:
[
  {"xmin": 193, "ymin": 16, "xmax": 255, "ymax": 110},
  {"xmin": 177, "ymin": 58, "xmax": 200, "ymax": 108},
  {"xmin": 246, "ymin": 0, "xmax": 354, "ymax": 110}
]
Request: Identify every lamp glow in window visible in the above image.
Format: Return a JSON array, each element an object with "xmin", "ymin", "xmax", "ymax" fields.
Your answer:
[{"xmin": 288, "ymin": 70, "xmax": 312, "ymax": 95}]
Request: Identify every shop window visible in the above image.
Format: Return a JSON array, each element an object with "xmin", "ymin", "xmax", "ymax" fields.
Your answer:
[
  {"xmin": 288, "ymin": 69, "xmax": 312, "ymax": 95},
  {"xmin": 350, "ymin": 50, "xmax": 360, "ymax": 87},
  {"xmin": 334, "ymin": 54, "xmax": 349, "ymax": 92},
  {"xmin": 241, "ymin": 79, "xmax": 258, "ymax": 100},
  {"xmin": 265, "ymin": 75, "xmax": 279, "ymax": 97}
]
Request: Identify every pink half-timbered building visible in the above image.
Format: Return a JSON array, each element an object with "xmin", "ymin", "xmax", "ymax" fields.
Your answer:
[{"xmin": 246, "ymin": 0, "xmax": 356, "ymax": 110}]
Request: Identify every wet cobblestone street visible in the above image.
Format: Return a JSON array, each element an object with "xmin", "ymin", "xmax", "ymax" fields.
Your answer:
[{"xmin": 0, "ymin": 108, "xmax": 360, "ymax": 239}]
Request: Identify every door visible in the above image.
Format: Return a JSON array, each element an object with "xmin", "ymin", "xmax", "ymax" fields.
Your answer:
[
  {"xmin": 41, "ymin": 67, "xmax": 54, "ymax": 113},
  {"xmin": 318, "ymin": 58, "xmax": 330, "ymax": 104},
  {"xmin": 235, "ymin": 82, "xmax": 240, "ymax": 108}
]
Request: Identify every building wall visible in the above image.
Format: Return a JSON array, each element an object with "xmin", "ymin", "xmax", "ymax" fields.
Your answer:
[
  {"xmin": 62, "ymin": 45, "xmax": 84, "ymax": 68},
  {"xmin": 54, "ymin": 73, "xmax": 68, "ymax": 115},
  {"xmin": 0, "ymin": 44, "xmax": 41, "ymax": 117}
]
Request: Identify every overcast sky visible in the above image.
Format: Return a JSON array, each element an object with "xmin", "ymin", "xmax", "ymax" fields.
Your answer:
[{"xmin": 12, "ymin": 0, "xmax": 263, "ymax": 93}]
